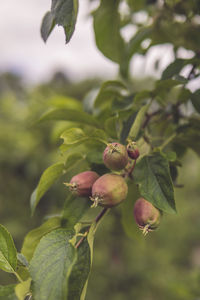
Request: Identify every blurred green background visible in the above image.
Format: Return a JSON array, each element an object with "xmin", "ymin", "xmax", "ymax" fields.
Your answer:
[{"xmin": 0, "ymin": 72, "xmax": 200, "ymax": 300}]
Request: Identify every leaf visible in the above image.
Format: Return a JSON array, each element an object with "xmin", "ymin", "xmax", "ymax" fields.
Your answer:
[
  {"xmin": 0, "ymin": 285, "xmax": 17, "ymax": 300},
  {"xmin": 128, "ymin": 104, "xmax": 150, "ymax": 140},
  {"xmin": 154, "ymin": 78, "xmax": 187, "ymax": 95},
  {"xmin": 134, "ymin": 152, "xmax": 176, "ymax": 214},
  {"xmin": 94, "ymin": 81, "xmax": 127, "ymax": 110},
  {"xmin": 0, "ymin": 224, "xmax": 17, "ymax": 273},
  {"xmin": 30, "ymin": 163, "xmax": 65, "ymax": 215},
  {"xmin": 17, "ymin": 253, "xmax": 29, "ymax": 268},
  {"xmin": 175, "ymin": 117, "xmax": 200, "ymax": 156},
  {"xmin": 93, "ymin": 0, "xmax": 125, "ymax": 63},
  {"xmin": 161, "ymin": 58, "xmax": 186, "ymax": 80},
  {"xmin": 15, "ymin": 278, "xmax": 31, "ymax": 300},
  {"xmin": 61, "ymin": 128, "xmax": 87, "ymax": 145},
  {"xmin": 51, "ymin": 0, "xmax": 79, "ymax": 43},
  {"xmin": 61, "ymin": 128, "xmax": 107, "ymax": 148},
  {"xmin": 120, "ymin": 182, "xmax": 142, "ymax": 240},
  {"xmin": 191, "ymin": 89, "xmax": 200, "ymax": 113},
  {"xmin": 38, "ymin": 108, "xmax": 99, "ymax": 127},
  {"xmin": 41, "ymin": 11, "xmax": 55, "ymax": 42},
  {"xmin": 21, "ymin": 217, "xmax": 61, "ymax": 261},
  {"xmin": 30, "ymin": 228, "xmax": 76, "ymax": 300},
  {"xmin": 67, "ymin": 237, "xmax": 91, "ymax": 300},
  {"xmin": 41, "ymin": 0, "xmax": 79, "ymax": 43},
  {"xmin": 61, "ymin": 195, "xmax": 90, "ymax": 228},
  {"xmin": 127, "ymin": 27, "xmax": 152, "ymax": 59}
]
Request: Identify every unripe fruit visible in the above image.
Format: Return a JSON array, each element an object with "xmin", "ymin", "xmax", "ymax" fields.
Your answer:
[
  {"xmin": 103, "ymin": 143, "xmax": 128, "ymax": 171},
  {"xmin": 127, "ymin": 142, "xmax": 140, "ymax": 160},
  {"xmin": 65, "ymin": 171, "xmax": 99, "ymax": 197},
  {"xmin": 90, "ymin": 173, "xmax": 128, "ymax": 208},
  {"xmin": 133, "ymin": 198, "xmax": 161, "ymax": 235}
]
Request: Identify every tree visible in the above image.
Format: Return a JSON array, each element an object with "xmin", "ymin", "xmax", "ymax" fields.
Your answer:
[{"xmin": 0, "ymin": 0, "xmax": 200, "ymax": 299}]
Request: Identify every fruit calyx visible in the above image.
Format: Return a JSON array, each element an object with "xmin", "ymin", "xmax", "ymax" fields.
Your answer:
[
  {"xmin": 103, "ymin": 142, "xmax": 128, "ymax": 171},
  {"xmin": 133, "ymin": 197, "xmax": 161, "ymax": 236},
  {"xmin": 90, "ymin": 173, "xmax": 128, "ymax": 208},
  {"xmin": 64, "ymin": 170, "xmax": 99, "ymax": 197}
]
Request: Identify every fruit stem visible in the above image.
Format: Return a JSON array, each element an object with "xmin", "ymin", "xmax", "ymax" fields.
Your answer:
[
  {"xmin": 128, "ymin": 159, "xmax": 137, "ymax": 179},
  {"xmin": 75, "ymin": 208, "xmax": 109, "ymax": 248},
  {"xmin": 95, "ymin": 208, "xmax": 108, "ymax": 223}
]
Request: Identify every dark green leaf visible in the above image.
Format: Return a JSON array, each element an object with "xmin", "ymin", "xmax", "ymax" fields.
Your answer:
[
  {"xmin": 41, "ymin": 11, "xmax": 55, "ymax": 42},
  {"xmin": 0, "ymin": 285, "xmax": 17, "ymax": 300},
  {"xmin": 162, "ymin": 59, "xmax": 186, "ymax": 80},
  {"xmin": 0, "ymin": 224, "xmax": 17, "ymax": 273},
  {"xmin": 30, "ymin": 228, "xmax": 76, "ymax": 300},
  {"xmin": 127, "ymin": 27, "xmax": 152, "ymax": 59},
  {"xmin": 51, "ymin": 0, "xmax": 79, "ymax": 43},
  {"xmin": 67, "ymin": 237, "xmax": 91, "ymax": 300},
  {"xmin": 21, "ymin": 217, "xmax": 61, "ymax": 261},
  {"xmin": 134, "ymin": 152, "xmax": 176, "ymax": 213},
  {"xmin": 38, "ymin": 108, "xmax": 99, "ymax": 127},
  {"xmin": 61, "ymin": 195, "xmax": 90, "ymax": 228},
  {"xmin": 93, "ymin": 0, "xmax": 125, "ymax": 63},
  {"xmin": 30, "ymin": 163, "xmax": 65, "ymax": 215},
  {"xmin": 191, "ymin": 89, "xmax": 200, "ymax": 113},
  {"xmin": 176, "ymin": 117, "xmax": 200, "ymax": 156}
]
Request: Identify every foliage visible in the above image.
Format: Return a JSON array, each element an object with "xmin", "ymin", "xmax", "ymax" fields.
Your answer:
[{"xmin": 1, "ymin": 0, "xmax": 200, "ymax": 299}]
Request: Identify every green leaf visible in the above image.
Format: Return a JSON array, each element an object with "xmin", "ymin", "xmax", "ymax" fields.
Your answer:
[
  {"xmin": 0, "ymin": 224, "xmax": 17, "ymax": 273},
  {"xmin": 61, "ymin": 128, "xmax": 87, "ymax": 145},
  {"xmin": 154, "ymin": 78, "xmax": 187, "ymax": 95},
  {"xmin": 61, "ymin": 195, "xmax": 90, "ymax": 228},
  {"xmin": 38, "ymin": 108, "xmax": 99, "ymax": 127},
  {"xmin": 120, "ymin": 182, "xmax": 142, "ymax": 240},
  {"xmin": 17, "ymin": 253, "xmax": 29, "ymax": 268},
  {"xmin": 175, "ymin": 117, "xmax": 200, "ymax": 156},
  {"xmin": 128, "ymin": 104, "xmax": 150, "ymax": 140},
  {"xmin": 30, "ymin": 163, "xmax": 65, "ymax": 215},
  {"xmin": 21, "ymin": 217, "xmax": 61, "ymax": 261},
  {"xmin": 41, "ymin": 11, "xmax": 55, "ymax": 42},
  {"xmin": 67, "ymin": 237, "xmax": 91, "ymax": 300},
  {"xmin": 15, "ymin": 278, "xmax": 31, "ymax": 300},
  {"xmin": 94, "ymin": 81, "xmax": 127, "ymax": 110},
  {"xmin": 30, "ymin": 228, "xmax": 76, "ymax": 300},
  {"xmin": 93, "ymin": 0, "xmax": 125, "ymax": 63},
  {"xmin": 127, "ymin": 27, "xmax": 152, "ymax": 59},
  {"xmin": 134, "ymin": 152, "xmax": 176, "ymax": 214},
  {"xmin": 0, "ymin": 285, "xmax": 17, "ymax": 300},
  {"xmin": 161, "ymin": 58, "xmax": 186, "ymax": 80},
  {"xmin": 191, "ymin": 89, "xmax": 200, "ymax": 113}
]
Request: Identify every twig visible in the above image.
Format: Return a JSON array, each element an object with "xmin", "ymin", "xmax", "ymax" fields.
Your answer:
[{"xmin": 75, "ymin": 208, "xmax": 108, "ymax": 248}]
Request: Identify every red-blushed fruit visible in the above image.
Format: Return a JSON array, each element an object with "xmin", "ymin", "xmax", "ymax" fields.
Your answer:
[
  {"xmin": 103, "ymin": 143, "xmax": 128, "ymax": 171},
  {"xmin": 133, "ymin": 198, "xmax": 161, "ymax": 235},
  {"xmin": 90, "ymin": 173, "xmax": 128, "ymax": 208},
  {"xmin": 127, "ymin": 142, "xmax": 140, "ymax": 160},
  {"xmin": 64, "ymin": 171, "xmax": 99, "ymax": 197}
]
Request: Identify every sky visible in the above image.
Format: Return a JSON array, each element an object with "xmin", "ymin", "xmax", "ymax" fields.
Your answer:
[
  {"xmin": 0, "ymin": 0, "xmax": 119, "ymax": 84},
  {"xmin": 0, "ymin": 0, "xmax": 198, "ymax": 90}
]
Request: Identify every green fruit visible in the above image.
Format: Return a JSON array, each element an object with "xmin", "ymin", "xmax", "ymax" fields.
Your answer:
[
  {"xmin": 133, "ymin": 198, "xmax": 161, "ymax": 235},
  {"xmin": 103, "ymin": 143, "xmax": 128, "ymax": 171},
  {"xmin": 65, "ymin": 171, "xmax": 99, "ymax": 197},
  {"xmin": 91, "ymin": 173, "xmax": 128, "ymax": 208}
]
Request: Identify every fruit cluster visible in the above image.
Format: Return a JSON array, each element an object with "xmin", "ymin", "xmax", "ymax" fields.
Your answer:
[{"xmin": 65, "ymin": 142, "xmax": 161, "ymax": 235}]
